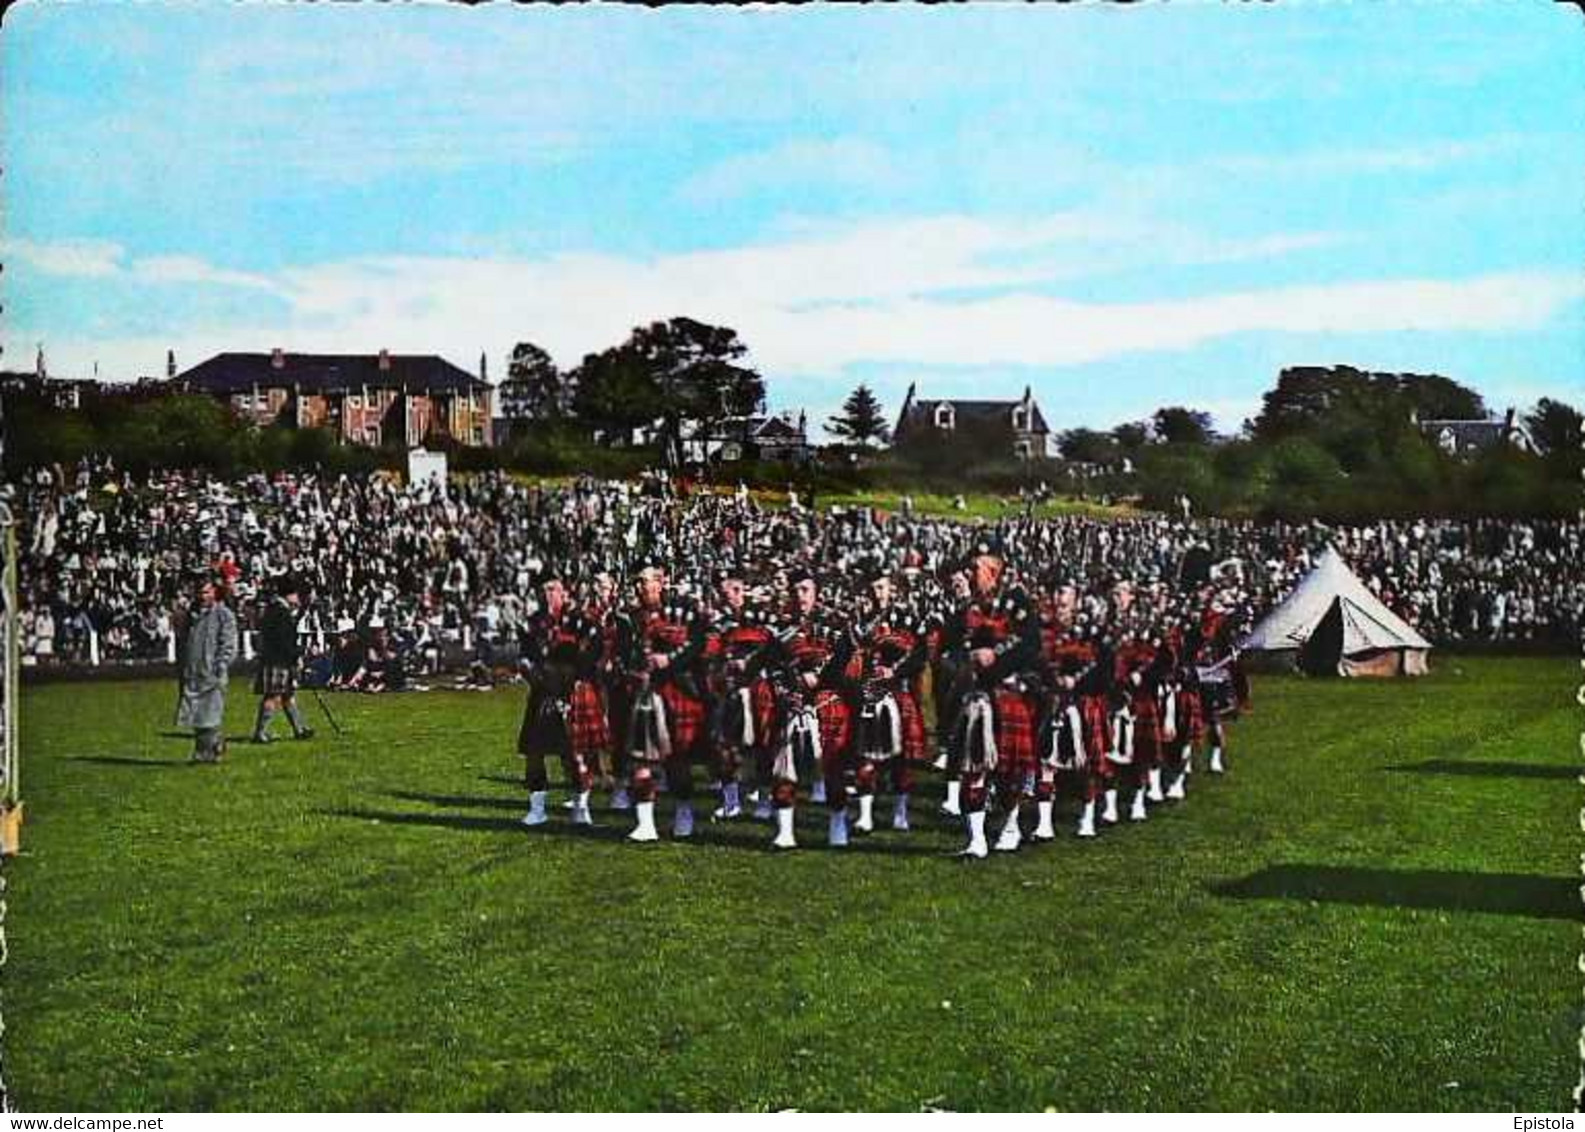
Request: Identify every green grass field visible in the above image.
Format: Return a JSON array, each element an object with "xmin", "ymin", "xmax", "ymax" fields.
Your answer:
[{"xmin": 6, "ymin": 657, "xmax": 1578, "ymax": 1111}]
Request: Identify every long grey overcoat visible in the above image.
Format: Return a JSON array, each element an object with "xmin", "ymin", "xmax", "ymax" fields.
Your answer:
[{"xmin": 175, "ymin": 603, "xmax": 239, "ymax": 730}]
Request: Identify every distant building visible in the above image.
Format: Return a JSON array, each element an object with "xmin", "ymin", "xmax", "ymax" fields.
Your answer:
[
  {"xmin": 682, "ymin": 412, "xmax": 813, "ymax": 465},
  {"xmin": 178, "ymin": 349, "xmax": 493, "ymax": 448},
  {"xmin": 1417, "ymin": 408, "xmax": 1535, "ymax": 458},
  {"xmin": 894, "ymin": 384, "xmax": 1053, "ymax": 458}
]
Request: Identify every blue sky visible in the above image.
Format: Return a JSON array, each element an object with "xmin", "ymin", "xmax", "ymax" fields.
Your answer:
[{"xmin": 3, "ymin": 2, "xmax": 1582, "ymax": 432}]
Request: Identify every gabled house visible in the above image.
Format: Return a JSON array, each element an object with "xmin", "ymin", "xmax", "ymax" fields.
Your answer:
[{"xmin": 894, "ymin": 384, "xmax": 1052, "ymax": 458}]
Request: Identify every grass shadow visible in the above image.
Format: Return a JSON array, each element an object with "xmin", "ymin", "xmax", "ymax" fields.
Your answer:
[
  {"xmin": 325, "ymin": 806, "xmax": 632, "ymax": 843},
  {"xmin": 1385, "ymin": 759, "xmax": 1577, "ymax": 780},
  {"xmin": 1212, "ymin": 863, "xmax": 1578, "ymax": 921},
  {"xmin": 64, "ymin": 754, "xmax": 194, "ymax": 769},
  {"xmin": 386, "ymin": 789, "xmax": 525, "ymax": 811}
]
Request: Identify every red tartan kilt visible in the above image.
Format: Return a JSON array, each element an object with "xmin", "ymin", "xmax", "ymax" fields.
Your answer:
[
  {"xmin": 568, "ymin": 680, "xmax": 610, "ymax": 759},
  {"xmin": 1131, "ymin": 694, "xmax": 1163, "ymax": 766},
  {"xmin": 814, "ymin": 689, "xmax": 852, "ymax": 758},
  {"xmin": 1178, "ymin": 690, "xmax": 1205, "ymax": 744},
  {"xmin": 993, "ymin": 688, "xmax": 1038, "ymax": 779},
  {"xmin": 659, "ymin": 682, "xmax": 708, "ymax": 757},
  {"xmin": 894, "ymin": 690, "xmax": 927, "ymax": 762},
  {"xmin": 1080, "ymin": 697, "xmax": 1110, "ymax": 766},
  {"xmin": 751, "ymin": 678, "xmax": 778, "ymax": 745}
]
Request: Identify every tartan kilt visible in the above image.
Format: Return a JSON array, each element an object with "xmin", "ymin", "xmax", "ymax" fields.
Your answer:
[
  {"xmin": 253, "ymin": 663, "xmax": 297, "ymax": 696},
  {"xmin": 658, "ymin": 681, "xmax": 708, "ymax": 758},
  {"xmin": 992, "ymin": 688, "xmax": 1038, "ymax": 780},
  {"xmin": 895, "ymin": 689, "xmax": 927, "ymax": 762},
  {"xmin": 1080, "ymin": 696, "xmax": 1111, "ymax": 765},
  {"xmin": 1177, "ymin": 688, "xmax": 1206, "ymax": 745},
  {"xmin": 1131, "ymin": 692, "xmax": 1164, "ymax": 767},
  {"xmin": 751, "ymin": 678, "xmax": 778, "ymax": 747},
  {"xmin": 568, "ymin": 679, "xmax": 610, "ymax": 759},
  {"xmin": 815, "ymin": 689, "xmax": 852, "ymax": 760}
]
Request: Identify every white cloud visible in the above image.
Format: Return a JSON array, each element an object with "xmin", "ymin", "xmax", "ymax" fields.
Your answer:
[
  {"xmin": 3, "ymin": 237, "xmax": 124, "ymax": 278},
  {"xmin": 678, "ymin": 137, "xmax": 899, "ymax": 203},
  {"xmin": 132, "ymin": 255, "xmax": 283, "ymax": 295},
  {"xmin": 9, "ymin": 216, "xmax": 1581, "ymax": 395}
]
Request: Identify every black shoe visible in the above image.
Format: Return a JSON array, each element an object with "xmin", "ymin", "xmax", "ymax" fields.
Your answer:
[
  {"xmin": 252, "ymin": 733, "xmax": 273, "ymax": 745},
  {"xmin": 294, "ymin": 728, "xmax": 316, "ymax": 741}
]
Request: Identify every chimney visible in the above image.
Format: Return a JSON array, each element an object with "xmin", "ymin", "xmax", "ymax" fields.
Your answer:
[
  {"xmin": 378, "ymin": 348, "xmax": 392, "ymax": 372},
  {"xmin": 35, "ymin": 343, "xmax": 45, "ymax": 380},
  {"xmin": 166, "ymin": 349, "xmax": 177, "ymax": 379},
  {"xmin": 479, "ymin": 351, "xmax": 488, "ymax": 382},
  {"xmin": 271, "ymin": 348, "xmax": 285, "ymax": 370}
]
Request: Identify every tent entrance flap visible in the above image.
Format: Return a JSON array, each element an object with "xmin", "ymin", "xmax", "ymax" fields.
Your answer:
[{"xmin": 1299, "ymin": 597, "xmax": 1345, "ymax": 676}]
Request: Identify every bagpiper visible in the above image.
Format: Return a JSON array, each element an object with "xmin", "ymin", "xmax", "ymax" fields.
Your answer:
[
  {"xmin": 617, "ymin": 564, "xmax": 710, "ymax": 842},
  {"xmin": 760, "ymin": 568, "xmax": 854, "ymax": 850},
  {"xmin": 704, "ymin": 564, "xmax": 778, "ymax": 822},
  {"xmin": 940, "ymin": 546, "xmax": 1041, "ymax": 858},
  {"xmin": 847, "ymin": 565, "xmax": 928, "ymax": 834},
  {"xmin": 517, "ymin": 572, "xmax": 608, "ymax": 827}
]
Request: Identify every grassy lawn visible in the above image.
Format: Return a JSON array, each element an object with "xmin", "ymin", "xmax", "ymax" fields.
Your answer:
[
  {"xmin": 5, "ymin": 656, "xmax": 1577, "ymax": 1111},
  {"xmin": 813, "ymin": 489, "xmax": 1137, "ymax": 521}
]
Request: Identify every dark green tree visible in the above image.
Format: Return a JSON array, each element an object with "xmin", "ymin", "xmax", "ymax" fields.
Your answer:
[
  {"xmin": 1524, "ymin": 397, "xmax": 1582, "ymax": 456},
  {"xmin": 1111, "ymin": 421, "xmax": 1149, "ymax": 451},
  {"xmin": 1151, "ymin": 406, "xmax": 1215, "ymax": 446},
  {"xmin": 1057, "ymin": 428, "xmax": 1119, "ymax": 464},
  {"xmin": 501, "ymin": 342, "xmax": 564, "ymax": 421},
  {"xmin": 826, "ymin": 384, "xmax": 891, "ymax": 446}
]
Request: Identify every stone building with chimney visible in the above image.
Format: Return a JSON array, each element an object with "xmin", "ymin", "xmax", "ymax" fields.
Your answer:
[{"xmin": 177, "ymin": 349, "xmax": 493, "ymax": 448}]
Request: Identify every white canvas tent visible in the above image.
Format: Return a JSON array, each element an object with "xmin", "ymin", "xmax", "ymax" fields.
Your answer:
[{"xmin": 1240, "ymin": 546, "xmax": 1431, "ymax": 677}]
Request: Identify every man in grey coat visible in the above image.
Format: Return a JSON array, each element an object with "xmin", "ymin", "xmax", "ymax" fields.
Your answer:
[{"xmin": 176, "ymin": 579, "xmax": 239, "ymax": 763}]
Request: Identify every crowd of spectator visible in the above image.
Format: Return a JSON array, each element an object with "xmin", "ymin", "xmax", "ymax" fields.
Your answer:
[{"xmin": 6, "ymin": 459, "xmax": 1580, "ymax": 675}]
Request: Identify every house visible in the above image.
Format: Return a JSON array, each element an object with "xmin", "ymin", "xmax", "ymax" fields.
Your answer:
[
  {"xmin": 1417, "ymin": 408, "xmax": 1535, "ymax": 458},
  {"xmin": 177, "ymin": 349, "xmax": 493, "ymax": 448},
  {"xmin": 893, "ymin": 384, "xmax": 1053, "ymax": 458},
  {"xmin": 681, "ymin": 412, "xmax": 813, "ymax": 465}
]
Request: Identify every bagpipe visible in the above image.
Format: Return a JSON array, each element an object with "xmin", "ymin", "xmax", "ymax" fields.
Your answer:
[{"xmin": 850, "ymin": 615, "xmax": 907, "ymax": 764}]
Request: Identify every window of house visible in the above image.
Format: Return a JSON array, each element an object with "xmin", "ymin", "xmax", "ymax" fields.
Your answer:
[
  {"xmin": 1012, "ymin": 406, "xmax": 1027, "ymax": 431},
  {"xmin": 934, "ymin": 403, "xmax": 955, "ymax": 430},
  {"xmin": 1015, "ymin": 439, "xmax": 1032, "ymax": 459}
]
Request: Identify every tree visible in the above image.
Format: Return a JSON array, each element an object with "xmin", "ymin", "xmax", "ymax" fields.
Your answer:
[
  {"xmin": 500, "ymin": 342, "xmax": 564, "ymax": 421},
  {"xmin": 569, "ymin": 345, "xmax": 665, "ymax": 439},
  {"xmin": 826, "ymin": 384, "xmax": 890, "ymax": 446},
  {"xmin": 1252, "ymin": 365, "xmax": 1486, "ymax": 441},
  {"xmin": 1524, "ymin": 397, "xmax": 1582, "ymax": 456},
  {"xmin": 571, "ymin": 317, "xmax": 764, "ymax": 462},
  {"xmin": 1057, "ymin": 428, "xmax": 1119, "ymax": 464},
  {"xmin": 1111, "ymin": 421, "xmax": 1149, "ymax": 451},
  {"xmin": 1152, "ymin": 406, "xmax": 1214, "ymax": 446}
]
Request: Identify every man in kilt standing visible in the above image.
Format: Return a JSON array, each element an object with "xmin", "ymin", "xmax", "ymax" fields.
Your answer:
[
  {"xmin": 617, "ymin": 564, "xmax": 709, "ymax": 842},
  {"xmin": 518, "ymin": 573, "xmax": 608, "ymax": 828},
  {"xmin": 760, "ymin": 568, "xmax": 855, "ymax": 850},
  {"xmin": 942, "ymin": 548, "xmax": 1041, "ymax": 858},
  {"xmin": 252, "ymin": 576, "xmax": 315, "ymax": 744},
  {"xmin": 847, "ymin": 567, "xmax": 928, "ymax": 835}
]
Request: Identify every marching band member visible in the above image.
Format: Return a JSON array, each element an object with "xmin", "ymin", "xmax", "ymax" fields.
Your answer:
[
  {"xmin": 940, "ymin": 547, "xmax": 1041, "ymax": 858},
  {"xmin": 704, "ymin": 565, "xmax": 778, "ymax": 821},
  {"xmin": 518, "ymin": 572, "xmax": 607, "ymax": 828},
  {"xmin": 759, "ymin": 568, "xmax": 855, "ymax": 850},
  {"xmin": 847, "ymin": 566, "xmax": 928, "ymax": 834},
  {"xmin": 617, "ymin": 564, "xmax": 710, "ymax": 842}
]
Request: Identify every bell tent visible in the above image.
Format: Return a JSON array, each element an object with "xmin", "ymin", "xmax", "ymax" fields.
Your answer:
[{"xmin": 1240, "ymin": 547, "xmax": 1431, "ymax": 677}]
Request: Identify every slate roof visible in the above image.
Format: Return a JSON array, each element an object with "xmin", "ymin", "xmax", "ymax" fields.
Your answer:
[
  {"xmin": 899, "ymin": 397, "xmax": 1050, "ymax": 435},
  {"xmin": 179, "ymin": 352, "xmax": 485, "ymax": 395}
]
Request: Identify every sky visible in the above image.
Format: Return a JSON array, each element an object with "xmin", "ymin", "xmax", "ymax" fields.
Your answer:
[{"xmin": 3, "ymin": 2, "xmax": 1583, "ymax": 434}]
